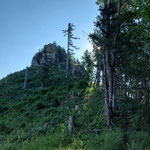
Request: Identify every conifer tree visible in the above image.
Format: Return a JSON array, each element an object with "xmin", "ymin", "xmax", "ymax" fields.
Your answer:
[
  {"xmin": 90, "ymin": 0, "xmax": 121, "ymax": 126},
  {"xmin": 90, "ymin": 0, "xmax": 150, "ymax": 126},
  {"xmin": 63, "ymin": 23, "xmax": 79, "ymax": 78},
  {"xmin": 81, "ymin": 50, "xmax": 93, "ymax": 80}
]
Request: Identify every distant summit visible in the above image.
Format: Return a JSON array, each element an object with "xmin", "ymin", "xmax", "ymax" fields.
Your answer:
[
  {"xmin": 31, "ymin": 42, "xmax": 85, "ymax": 75},
  {"xmin": 31, "ymin": 42, "xmax": 66, "ymax": 66}
]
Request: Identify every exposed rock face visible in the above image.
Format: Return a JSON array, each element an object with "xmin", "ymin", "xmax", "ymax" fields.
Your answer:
[
  {"xmin": 31, "ymin": 42, "xmax": 66, "ymax": 66},
  {"xmin": 31, "ymin": 52, "xmax": 43, "ymax": 66},
  {"xmin": 31, "ymin": 42, "xmax": 86, "ymax": 75}
]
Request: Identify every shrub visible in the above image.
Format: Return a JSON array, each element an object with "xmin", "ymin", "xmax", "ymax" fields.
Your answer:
[
  {"xmin": 0, "ymin": 105, "xmax": 8, "ymax": 113},
  {"xmin": 21, "ymin": 130, "xmax": 71, "ymax": 150},
  {"xmin": 28, "ymin": 96, "xmax": 38, "ymax": 103},
  {"xmin": 127, "ymin": 131, "xmax": 150, "ymax": 150},
  {"xmin": 41, "ymin": 88, "xmax": 48, "ymax": 94},
  {"xmin": 130, "ymin": 105, "xmax": 150, "ymax": 131},
  {"xmin": 84, "ymin": 134, "xmax": 101, "ymax": 150},
  {"xmin": 35, "ymin": 101, "xmax": 47, "ymax": 110},
  {"xmin": 0, "ymin": 123, "xmax": 13, "ymax": 134},
  {"xmin": 76, "ymin": 79, "xmax": 88, "ymax": 90},
  {"xmin": 101, "ymin": 128, "xmax": 124, "ymax": 150}
]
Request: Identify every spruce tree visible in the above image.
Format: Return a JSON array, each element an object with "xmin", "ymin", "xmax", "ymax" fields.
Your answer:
[
  {"xmin": 63, "ymin": 23, "xmax": 79, "ymax": 78},
  {"xmin": 81, "ymin": 50, "xmax": 93, "ymax": 80},
  {"xmin": 90, "ymin": 0, "xmax": 121, "ymax": 126}
]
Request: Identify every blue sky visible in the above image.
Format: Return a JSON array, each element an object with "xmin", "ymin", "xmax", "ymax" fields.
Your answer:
[{"xmin": 0, "ymin": 0, "xmax": 98, "ymax": 79}]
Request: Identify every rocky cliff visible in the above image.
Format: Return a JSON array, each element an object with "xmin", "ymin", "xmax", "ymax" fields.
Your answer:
[
  {"xmin": 31, "ymin": 42, "xmax": 66, "ymax": 66},
  {"xmin": 31, "ymin": 42, "xmax": 85, "ymax": 75}
]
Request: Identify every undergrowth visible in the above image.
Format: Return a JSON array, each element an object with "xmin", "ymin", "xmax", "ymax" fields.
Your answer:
[{"xmin": 0, "ymin": 65, "xmax": 150, "ymax": 150}]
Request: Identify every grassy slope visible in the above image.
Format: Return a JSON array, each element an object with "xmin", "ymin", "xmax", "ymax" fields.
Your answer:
[
  {"xmin": 0, "ymin": 64, "xmax": 105, "ymax": 150},
  {"xmin": 0, "ymin": 64, "xmax": 150, "ymax": 150}
]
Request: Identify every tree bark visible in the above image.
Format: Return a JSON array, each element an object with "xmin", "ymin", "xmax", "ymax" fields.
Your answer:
[
  {"xmin": 103, "ymin": 52, "xmax": 111, "ymax": 126},
  {"xmin": 66, "ymin": 23, "xmax": 71, "ymax": 78},
  {"xmin": 112, "ymin": 69, "xmax": 116, "ymax": 110},
  {"xmin": 23, "ymin": 67, "xmax": 28, "ymax": 89}
]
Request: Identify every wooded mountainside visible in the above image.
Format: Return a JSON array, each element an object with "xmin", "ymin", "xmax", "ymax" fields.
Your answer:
[{"xmin": 0, "ymin": 0, "xmax": 150, "ymax": 150}]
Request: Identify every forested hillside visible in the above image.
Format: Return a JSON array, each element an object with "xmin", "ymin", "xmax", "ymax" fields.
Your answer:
[
  {"xmin": 90, "ymin": 0, "xmax": 150, "ymax": 127},
  {"xmin": 0, "ymin": 0, "xmax": 150, "ymax": 150}
]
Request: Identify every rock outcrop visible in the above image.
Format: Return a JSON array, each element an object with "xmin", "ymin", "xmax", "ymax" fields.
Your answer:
[
  {"xmin": 31, "ymin": 42, "xmax": 85, "ymax": 75},
  {"xmin": 31, "ymin": 42, "xmax": 66, "ymax": 66}
]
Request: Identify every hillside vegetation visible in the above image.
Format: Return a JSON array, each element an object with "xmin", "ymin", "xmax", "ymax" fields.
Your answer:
[
  {"xmin": 0, "ymin": 62, "xmax": 103, "ymax": 150},
  {"xmin": 1, "ymin": 0, "xmax": 150, "ymax": 148},
  {"xmin": 0, "ymin": 60, "xmax": 150, "ymax": 150}
]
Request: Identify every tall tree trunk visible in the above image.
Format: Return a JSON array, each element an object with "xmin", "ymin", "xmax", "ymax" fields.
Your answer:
[
  {"xmin": 23, "ymin": 67, "xmax": 28, "ymax": 89},
  {"xmin": 112, "ymin": 69, "xmax": 116, "ymax": 110},
  {"xmin": 103, "ymin": 52, "xmax": 111, "ymax": 126},
  {"xmin": 102, "ymin": 0, "xmax": 121, "ymax": 126},
  {"xmin": 66, "ymin": 23, "xmax": 71, "ymax": 79},
  {"xmin": 106, "ymin": 51, "xmax": 113, "ymax": 109},
  {"xmin": 72, "ymin": 63, "xmax": 75, "ymax": 75},
  {"xmin": 66, "ymin": 35, "xmax": 69, "ymax": 78},
  {"xmin": 96, "ymin": 69, "xmax": 100, "ymax": 87},
  {"xmin": 118, "ymin": 0, "xmax": 121, "ymax": 19},
  {"xmin": 102, "ymin": 68, "xmax": 104, "ymax": 88}
]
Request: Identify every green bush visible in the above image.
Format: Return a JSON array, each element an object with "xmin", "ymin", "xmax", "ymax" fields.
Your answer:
[
  {"xmin": 77, "ymin": 79, "xmax": 89, "ymax": 89},
  {"xmin": 0, "ymin": 143, "xmax": 18, "ymax": 150},
  {"xmin": 28, "ymin": 95, "xmax": 40, "ymax": 103},
  {"xmin": 130, "ymin": 105, "xmax": 150, "ymax": 131},
  {"xmin": 84, "ymin": 134, "xmax": 101, "ymax": 150},
  {"xmin": 127, "ymin": 131, "xmax": 150, "ymax": 150},
  {"xmin": 0, "ymin": 105, "xmax": 8, "ymax": 113},
  {"xmin": 21, "ymin": 131, "xmax": 71, "ymax": 150},
  {"xmin": 41, "ymin": 88, "xmax": 48, "ymax": 94},
  {"xmin": 0, "ymin": 123, "xmax": 13, "ymax": 134},
  {"xmin": 35, "ymin": 101, "xmax": 47, "ymax": 110},
  {"xmin": 101, "ymin": 128, "xmax": 124, "ymax": 150}
]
